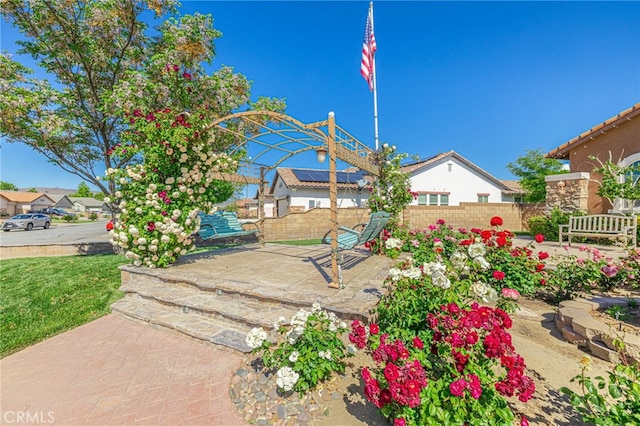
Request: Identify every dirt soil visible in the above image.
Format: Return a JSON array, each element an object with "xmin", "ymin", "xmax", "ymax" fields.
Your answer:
[{"xmin": 310, "ymin": 298, "xmax": 614, "ymax": 425}]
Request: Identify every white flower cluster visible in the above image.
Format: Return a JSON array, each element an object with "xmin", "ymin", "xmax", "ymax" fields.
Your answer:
[
  {"xmin": 468, "ymin": 241, "xmax": 490, "ymax": 270},
  {"xmin": 276, "ymin": 366, "xmax": 299, "ymax": 392},
  {"xmin": 388, "ymin": 265, "xmax": 422, "ymax": 281},
  {"xmin": 318, "ymin": 350, "xmax": 332, "ymax": 360},
  {"xmin": 472, "ymin": 281, "xmax": 498, "ymax": 303},
  {"xmin": 385, "ymin": 237, "xmax": 402, "ymax": 250},
  {"xmin": 245, "ymin": 327, "xmax": 267, "ymax": 350},
  {"xmin": 450, "ymin": 251, "xmax": 470, "ymax": 274},
  {"xmin": 424, "ymin": 261, "xmax": 451, "ymax": 289}
]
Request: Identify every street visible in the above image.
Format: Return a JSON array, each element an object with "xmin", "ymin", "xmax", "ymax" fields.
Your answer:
[{"xmin": 0, "ymin": 221, "xmax": 110, "ymax": 246}]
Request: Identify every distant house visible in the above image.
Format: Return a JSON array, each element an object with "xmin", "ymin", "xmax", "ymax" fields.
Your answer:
[
  {"xmin": 47, "ymin": 193, "xmax": 75, "ymax": 211},
  {"xmin": 269, "ymin": 168, "xmax": 371, "ymax": 217},
  {"xmin": 546, "ymin": 103, "xmax": 640, "ymax": 213},
  {"xmin": 0, "ymin": 192, "xmax": 55, "ymax": 216},
  {"xmin": 401, "ymin": 151, "xmax": 524, "ymax": 206},
  {"xmin": 70, "ymin": 197, "xmax": 110, "ymax": 214}
]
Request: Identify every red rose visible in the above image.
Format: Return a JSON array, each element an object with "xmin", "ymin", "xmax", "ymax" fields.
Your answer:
[
  {"xmin": 496, "ymin": 236, "xmax": 508, "ymax": 247},
  {"xmin": 394, "ymin": 418, "xmax": 406, "ymax": 426},
  {"xmin": 412, "ymin": 336, "xmax": 424, "ymax": 349},
  {"xmin": 538, "ymin": 251, "xmax": 549, "ymax": 260},
  {"xmin": 493, "ymin": 270, "xmax": 506, "ymax": 280},
  {"xmin": 384, "ymin": 362, "xmax": 400, "ymax": 382},
  {"xmin": 520, "ymin": 415, "xmax": 530, "ymax": 426},
  {"xmin": 534, "ymin": 234, "xmax": 545, "ymax": 243},
  {"xmin": 369, "ymin": 323, "xmax": 380, "ymax": 335},
  {"xmin": 490, "ymin": 216, "xmax": 503, "ymax": 227},
  {"xmin": 536, "ymin": 263, "xmax": 545, "ymax": 272},
  {"xmin": 481, "ymin": 230, "xmax": 492, "ymax": 240}
]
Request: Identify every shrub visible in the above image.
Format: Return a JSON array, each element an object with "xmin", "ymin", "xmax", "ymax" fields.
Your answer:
[
  {"xmin": 88, "ymin": 213, "xmax": 98, "ymax": 221},
  {"xmin": 246, "ymin": 303, "xmax": 352, "ymax": 394},
  {"xmin": 527, "ymin": 207, "xmax": 574, "ymax": 240},
  {"xmin": 61, "ymin": 214, "xmax": 75, "ymax": 223},
  {"xmin": 353, "ymin": 303, "xmax": 535, "ymax": 425}
]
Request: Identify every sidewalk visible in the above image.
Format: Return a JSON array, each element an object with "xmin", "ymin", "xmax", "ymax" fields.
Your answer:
[{"xmin": 0, "ymin": 315, "xmax": 246, "ymax": 426}]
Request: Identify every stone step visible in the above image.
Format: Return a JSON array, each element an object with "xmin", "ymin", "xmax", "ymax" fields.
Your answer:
[
  {"xmin": 111, "ymin": 297, "xmax": 252, "ymax": 353},
  {"xmin": 120, "ymin": 280, "xmax": 300, "ymax": 330},
  {"xmin": 120, "ymin": 264, "xmax": 374, "ymax": 322}
]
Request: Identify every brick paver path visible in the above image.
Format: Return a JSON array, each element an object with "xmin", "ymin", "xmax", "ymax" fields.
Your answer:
[{"xmin": 0, "ymin": 315, "xmax": 246, "ymax": 425}]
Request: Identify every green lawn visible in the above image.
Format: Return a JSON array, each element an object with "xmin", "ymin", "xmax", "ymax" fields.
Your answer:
[{"xmin": 0, "ymin": 254, "xmax": 128, "ymax": 357}]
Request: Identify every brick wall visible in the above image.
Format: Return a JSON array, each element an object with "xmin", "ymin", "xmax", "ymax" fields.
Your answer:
[{"xmin": 261, "ymin": 204, "xmax": 544, "ymax": 242}]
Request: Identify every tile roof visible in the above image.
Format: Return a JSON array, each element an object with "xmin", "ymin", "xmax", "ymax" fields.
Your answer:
[
  {"xmin": 499, "ymin": 180, "xmax": 524, "ymax": 195},
  {"xmin": 0, "ymin": 191, "xmax": 54, "ymax": 203},
  {"xmin": 547, "ymin": 103, "xmax": 640, "ymax": 159}
]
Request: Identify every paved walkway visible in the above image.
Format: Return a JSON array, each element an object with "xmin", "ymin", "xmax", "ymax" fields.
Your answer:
[{"xmin": 0, "ymin": 315, "xmax": 246, "ymax": 426}]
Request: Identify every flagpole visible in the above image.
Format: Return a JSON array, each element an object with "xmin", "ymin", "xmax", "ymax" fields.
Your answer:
[{"xmin": 370, "ymin": 2, "xmax": 379, "ymax": 151}]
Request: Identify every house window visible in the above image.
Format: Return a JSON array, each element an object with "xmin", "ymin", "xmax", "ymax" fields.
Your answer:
[
  {"xmin": 440, "ymin": 194, "xmax": 449, "ymax": 206},
  {"xmin": 429, "ymin": 194, "xmax": 438, "ymax": 205},
  {"xmin": 514, "ymin": 196, "xmax": 524, "ymax": 204},
  {"xmin": 477, "ymin": 194, "xmax": 489, "ymax": 203},
  {"xmin": 417, "ymin": 194, "xmax": 427, "ymax": 205},
  {"xmin": 308, "ymin": 200, "xmax": 315, "ymax": 209}
]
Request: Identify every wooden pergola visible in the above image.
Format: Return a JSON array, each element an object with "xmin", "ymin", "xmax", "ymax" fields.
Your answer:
[{"xmin": 206, "ymin": 111, "xmax": 381, "ymax": 288}]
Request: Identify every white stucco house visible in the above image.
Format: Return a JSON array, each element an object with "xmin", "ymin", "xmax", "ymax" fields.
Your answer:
[
  {"xmin": 70, "ymin": 197, "xmax": 111, "ymax": 214},
  {"xmin": 402, "ymin": 151, "xmax": 523, "ymax": 206},
  {"xmin": 268, "ymin": 168, "xmax": 371, "ymax": 217},
  {"xmin": 263, "ymin": 151, "xmax": 523, "ymax": 217}
]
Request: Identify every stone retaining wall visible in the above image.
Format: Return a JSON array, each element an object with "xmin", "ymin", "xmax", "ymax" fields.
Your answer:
[
  {"xmin": 0, "ymin": 242, "xmax": 114, "ymax": 259},
  {"xmin": 555, "ymin": 296, "xmax": 640, "ymax": 364}
]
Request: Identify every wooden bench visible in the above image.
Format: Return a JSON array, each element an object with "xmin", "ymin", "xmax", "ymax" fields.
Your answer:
[
  {"xmin": 197, "ymin": 211, "xmax": 260, "ymax": 241},
  {"xmin": 559, "ymin": 214, "xmax": 637, "ymax": 247}
]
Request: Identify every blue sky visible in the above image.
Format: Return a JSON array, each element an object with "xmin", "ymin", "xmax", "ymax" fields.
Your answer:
[{"xmin": 1, "ymin": 1, "xmax": 639, "ymax": 191}]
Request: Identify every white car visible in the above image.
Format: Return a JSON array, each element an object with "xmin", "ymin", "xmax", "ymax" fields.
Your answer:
[{"xmin": 2, "ymin": 214, "xmax": 51, "ymax": 232}]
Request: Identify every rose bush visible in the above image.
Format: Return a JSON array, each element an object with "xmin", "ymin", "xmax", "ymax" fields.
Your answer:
[
  {"xmin": 352, "ymin": 303, "xmax": 535, "ymax": 425},
  {"xmin": 354, "ymin": 217, "xmax": 543, "ymax": 424},
  {"xmin": 546, "ymin": 246, "xmax": 639, "ymax": 301}
]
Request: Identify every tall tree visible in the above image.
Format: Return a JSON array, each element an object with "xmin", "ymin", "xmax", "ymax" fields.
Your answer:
[
  {"xmin": 0, "ymin": 181, "xmax": 18, "ymax": 191},
  {"xmin": 72, "ymin": 182, "xmax": 92, "ymax": 197},
  {"xmin": 0, "ymin": 0, "xmax": 284, "ymax": 201},
  {"xmin": 507, "ymin": 149, "xmax": 567, "ymax": 203}
]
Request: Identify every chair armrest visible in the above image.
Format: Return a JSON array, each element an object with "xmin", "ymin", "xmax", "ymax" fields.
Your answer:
[
  {"xmin": 351, "ymin": 223, "xmax": 366, "ymax": 232},
  {"xmin": 559, "ymin": 224, "xmax": 569, "ymax": 231},
  {"xmin": 323, "ymin": 226, "xmax": 360, "ymax": 243}
]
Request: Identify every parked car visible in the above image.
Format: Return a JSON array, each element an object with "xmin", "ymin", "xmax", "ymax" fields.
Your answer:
[
  {"xmin": 2, "ymin": 214, "xmax": 51, "ymax": 231},
  {"xmin": 36, "ymin": 208, "xmax": 70, "ymax": 217}
]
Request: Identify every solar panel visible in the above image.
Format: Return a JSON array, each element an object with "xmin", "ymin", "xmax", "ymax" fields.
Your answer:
[{"xmin": 292, "ymin": 169, "xmax": 366, "ymax": 183}]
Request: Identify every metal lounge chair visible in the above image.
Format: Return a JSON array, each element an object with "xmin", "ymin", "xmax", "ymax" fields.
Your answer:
[{"xmin": 322, "ymin": 211, "xmax": 391, "ymax": 287}]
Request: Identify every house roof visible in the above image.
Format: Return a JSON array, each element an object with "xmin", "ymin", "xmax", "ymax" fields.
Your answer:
[
  {"xmin": 70, "ymin": 197, "xmax": 107, "ymax": 207},
  {"xmin": 269, "ymin": 167, "xmax": 372, "ymax": 193},
  {"xmin": 546, "ymin": 102, "xmax": 640, "ymax": 160},
  {"xmin": 0, "ymin": 191, "xmax": 55, "ymax": 203},
  {"xmin": 46, "ymin": 193, "xmax": 73, "ymax": 203},
  {"xmin": 401, "ymin": 150, "xmax": 513, "ymax": 192},
  {"xmin": 499, "ymin": 180, "xmax": 525, "ymax": 195}
]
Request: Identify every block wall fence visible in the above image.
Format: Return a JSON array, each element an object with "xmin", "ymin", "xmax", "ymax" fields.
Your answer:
[{"xmin": 260, "ymin": 203, "xmax": 545, "ymax": 242}]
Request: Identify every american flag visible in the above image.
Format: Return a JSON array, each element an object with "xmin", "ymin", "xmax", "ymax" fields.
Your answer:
[{"xmin": 360, "ymin": 6, "xmax": 377, "ymax": 91}]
